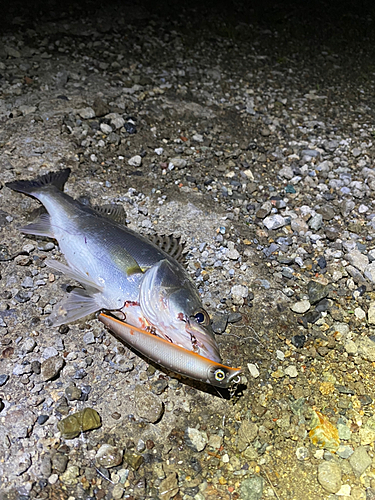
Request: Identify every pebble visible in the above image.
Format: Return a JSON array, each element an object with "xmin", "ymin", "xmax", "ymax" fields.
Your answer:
[
  {"xmin": 290, "ymin": 300, "xmax": 311, "ymax": 314},
  {"xmin": 57, "ymin": 408, "xmax": 101, "ymax": 439},
  {"xmin": 247, "ymin": 363, "xmax": 260, "ymax": 378},
  {"xmin": 263, "ymin": 214, "xmax": 286, "ymax": 230},
  {"xmin": 96, "ymin": 444, "xmax": 123, "ymax": 468},
  {"xmin": 349, "ymin": 446, "xmax": 372, "ymax": 477},
  {"xmin": 317, "ymin": 461, "xmax": 342, "ymax": 493},
  {"xmin": 42, "ymin": 346, "xmax": 59, "ymax": 359},
  {"xmin": 307, "ymin": 281, "xmax": 329, "ymax": 304},
  {"xmin": 128, "ymin": 155, "xmax": 142, "ymax": 167},
  {"xmin": 41, "ymin": 356, "xmax": 65, "ymax": 381},
  {"xmin": 211, "ymin": 313, "xmax": 228, "ymax": 334},
  {"xmin": 60, "ymin": 465, "xmax": 79, "ymax": 485},
  {"xmin": 285, "ymin": 365, "xmax": 298, "ymax": 378},
  {"xmin": 134, "ymin": 384, "xmax": 164, "ymax": 423},
  {"xmin": 356, "ymin": 337, "xmax": 375, "ymax": 362},
  {"xmin": 83, "ymin": 331, "xmax": 95, "ymax": 344},
  {"xmin": 21, "ymin": 338, "xmax": 36, "ymax": 353},
  {"xmin": 237, "ymin": 420, "xmax": 258, "ymax": 452},
  {"xmin": 240, "ymin": 476, "xmax": 264, "ymax": 500},
  {"xmin": 158, "ymin": 472, "xmax": 179, "ymax": 500},
  {"xmin": 112, "ymin": 483, "xmax": 124, "ymax": 500},
  {"xmin": 169, "ymin": 158, "xmax": 187, "ymax": 168},
  {"xmin": 346, "ymin": 249, "xmax": 369, "ymax": 273},
  {"xmin": 77, "ymin": 107, "xmax": 95, "ymax": 119},
  {"xmin": 231, "ymin": 284, "xmax": 248, "ymax": 305},
  {"xmin": 0, "ymin": 374, "xmax": 9, "ymax": 386},
  {"xmin": 65, "ymin": 384, "xmax": 82, "ymax": 401},
  {"xmin": 185, "ymin": 427, "xmax": 208, "ymax": 452},
  {"xmin": 227, "ymin": 312, "xmax": 242, "ymax": 323},
  {"xmin": 368, "ymin": 302, "xmax": 375, "ymax": 324}
]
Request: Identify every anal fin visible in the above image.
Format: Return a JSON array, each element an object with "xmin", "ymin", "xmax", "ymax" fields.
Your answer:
[{"xmin": 46, "ymin": 288, "xmax": 101, "ymax": 326}]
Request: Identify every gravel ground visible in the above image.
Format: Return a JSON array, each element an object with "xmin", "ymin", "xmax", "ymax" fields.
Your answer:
[{"xmin": 1, "ymin": 1, "xmax": 375, "ymax": 499}]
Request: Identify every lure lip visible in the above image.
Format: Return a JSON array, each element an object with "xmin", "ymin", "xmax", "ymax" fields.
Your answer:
[{"xmin": 98, "ymin": 312, "xmax": 242, "ymax": 388}]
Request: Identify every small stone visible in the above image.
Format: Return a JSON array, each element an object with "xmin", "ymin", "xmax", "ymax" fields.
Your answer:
[
  {"xmin": 237, "ymin": 420, "xmax": 258, "ymax": 452},
  {"xmin": 346, "ymin": 250, "xmax": 369, "ymax": 273},
  {"xmin": 77, "ymin": 107, "xmax": 95, "ymax": 119},
  {"xmin": 231, "ymin": 284, "xmax": 248, "ymax": 305},
  {"xmin": 37, "ymin": 415, "xmax": 49, "ymax": 425},
  {"xmin": 296, "ymin": 446, "xmax": 309, "ymax": 460},
  {"xmin": 368, "ymin": 302, "xmax": 375, "ymax": 324},
  {"xmin": 128, "ymin": 155, "xmax": 142, "ymax": 167},
  {"xmin": 228, "ymin": 312, "xmax": 242, "ymax": 323},
  {"xmin": 51, "ymin": 453, "xmax": 68, "ymax": 473},
  {"xmin": 112, "ymin": 483, "xmax": 124, "ymax": 500},
  {"xmin": 211, "ymin": 313, "xmax": 228, "ymax": 334},
  {"xmin": 65, "ymin": 384, "xmax": 82, "ymax": 401},
  {"xmin": 291, "ymin": 217, "xmax": 308, "ymax": 233},
  {"xmin": 355, "ymin": 307, "xmax": 366, "ymax": 320},
  {"xmin": 285, "ymin": 365, "xmax": 298, "ymax": 378},
  {"xmin": 349, "ymin": 446, "xmax": 372, "ymax": 477},
  {"xmin": 96, "ymin": 444, "xmax": 123, "ymax": 468},
  {"xmin": 308, "ymin": 214, "xmax": 323, "ymax": 231},
  {"xmin": 345, "ymin": 340, "xmax": 357, "ymax": 355},
  {"xmin": 60, "ymin": 465, "xmax": 79, "ymax": 485},
  {"xmin": 92, "ymin": 97, "xmax": 109, "ymax": 117},
  {"xmin": 169, "ymin": 158, "xmax": 187, "ymax": 168},
  {"xmin": 357, "ymin": 337, "xmax": 375, "ymax": 362},
  {"xmin": 13, "ymin": 363, "xmax": 32, "ymax": 376},
  {"xmin": 0, "ymin": 374, "xmax": 9, "ymax": 386},
  {"xmin": 134, "ymin": 385, "xmax": 164, "ymax": 423},
  {"xmin": 240, "ymin": 476, "xmax": 264, "ymax": 500},
  {"xmin": 291, "ymin": 300, "xmax": 311, "ymax": 314},
  {"xmin": 247, "ymin": 363, "xmax": 260, "ymax": 378},
  {"xmin": 263, "ymin": 214, "xmax": 286, "ymax": 230},
  {"xmin": 337, "ymin": 445, "xmax": 354, "ymax": 459},
  {"xmin": 41, "ymin": 356, "xmax": 65, "ymax": 381},
  {"xmin": 185, "ymin": 427, "xmax": 208, "ymax": 452},
  {"xmin": 159, "ymin": 472, "xmax": 179, "ymax": 500},
  {"xmin": 83, "ymin": 331, "xmax": 95, "ymax": 344},
  {"xmin": 208, "ymin": 434, "xmax": 223, "ymax": 449},
  {"xmin": 43, "ymin": 346, "xmax": 58, "ymax": 359},
  {"xmin": 307, "ymin": 281, "xmax": 330, "ymax": 304},
  {"xmin": 123, "ymin": 452, "xmax": 144, "ymax": 470},
  {"xmin": 21, "ymin": 338, "xmax": 36, "ymax": 353},
  {"xmin": 21, "ymin": 276, "xmax": 34, "ymax": 288},
  {"xmin": 48, "ymin": 473, "xmax": 59, "ymax": 485},
  {"xmin": 365, "ymin": 262, "xmax": 375, "ymax": 283},
  {"xmin": 100, "ymin": 123, "xmax": 113, "ymax": 134},
  {"xmin": 57, "ymin": 408, "xmax": 101, "ymax": 439},
  {"xmin": 317, "ymin": 461, "xmax": 341, "ymax": 493}
]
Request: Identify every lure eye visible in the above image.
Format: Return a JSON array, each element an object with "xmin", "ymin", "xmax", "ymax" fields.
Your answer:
[
  {"xmin": 193, "ymin": 309, "xmax": 210, "ymax": 326},
  {"xmin": 214, "ymin": 369, "xmax": 226, "ymax": 381}
]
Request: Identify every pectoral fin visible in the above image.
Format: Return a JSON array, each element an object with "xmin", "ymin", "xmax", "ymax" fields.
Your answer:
[{"xmin": 20, "ymin": 213, "xmax": 55, "ymax": 238}]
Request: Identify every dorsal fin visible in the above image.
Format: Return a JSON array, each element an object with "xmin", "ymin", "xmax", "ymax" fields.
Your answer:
[
  {"xmin": 148, "ymin": 233, "xmax": 187, "ymax": 264},
  {"xmin": 93, "ymin": 204, "xmax": 127, "ymax": 225}
]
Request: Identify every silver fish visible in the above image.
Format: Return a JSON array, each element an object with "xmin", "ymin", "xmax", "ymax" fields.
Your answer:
[
  {"xmin": 99, "ymin": 313, "xmax": 242, "ymax": 388},
  {"xmin": 6, "ymin": 168, "xmax": 222, "ymax": 363}
]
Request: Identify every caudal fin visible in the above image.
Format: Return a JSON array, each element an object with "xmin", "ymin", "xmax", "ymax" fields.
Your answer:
[{"xmin": 6, "ymin": 168, "xmax": 71, "ymax": 196}]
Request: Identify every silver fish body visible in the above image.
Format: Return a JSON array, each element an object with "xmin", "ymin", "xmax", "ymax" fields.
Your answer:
[
  {"xmin": 6, "ymin": 168, "xmax": 222, "ymax": 362},
  {"xmin": 99, "ymin": 313, "xmax": 242, "ymax": 388}
]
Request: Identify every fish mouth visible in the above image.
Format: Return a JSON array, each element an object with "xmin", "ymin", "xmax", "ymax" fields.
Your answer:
[{"xmin": 185, "ymin": 320, "xmax": 222, "ymax": 363}]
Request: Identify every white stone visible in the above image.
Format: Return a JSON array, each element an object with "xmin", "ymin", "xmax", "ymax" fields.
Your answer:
[
  {"xmin": 128, "ymin": 155, "xmax": 142, "ymax": 167},
  {"xmin": 247, "ymin": 363, "xmax": 260, "ymax": 378},
  {"xmin": 285, "ymin": 365, "xmax": 298, "ymax": 378}
]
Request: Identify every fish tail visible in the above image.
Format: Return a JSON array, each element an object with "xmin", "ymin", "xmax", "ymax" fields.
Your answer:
[{"xmin": 6, "ymin": 168, "xmax": 71, "ymax": 196}]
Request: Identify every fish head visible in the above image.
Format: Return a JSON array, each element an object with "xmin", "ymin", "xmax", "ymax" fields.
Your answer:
[{"xmin": 140, "ymin": 259, "xmax": 222, "ymax": 363}]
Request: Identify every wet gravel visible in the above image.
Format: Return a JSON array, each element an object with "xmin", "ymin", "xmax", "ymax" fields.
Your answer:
[{"xmin": 1, "ymin": 1, "xmax": 375, "ymax": 499}]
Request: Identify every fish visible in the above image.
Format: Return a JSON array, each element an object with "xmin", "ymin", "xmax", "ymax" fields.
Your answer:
[
  {"xmin": 99, "ymin": 313, "xmax": 242, "ymax": 387},
  {"xmin": 6, "ymin": 168, "xmax": 226, "ymax": 367}
]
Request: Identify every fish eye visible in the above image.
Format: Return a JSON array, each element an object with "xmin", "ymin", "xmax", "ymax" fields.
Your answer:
[
  {"xmin": 214, "ymin": 369, "xmax": 226, "ymax": 381},
  {"xmin": 193, "ymin": 309, "xmax": 210, "ymax": 326}
]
